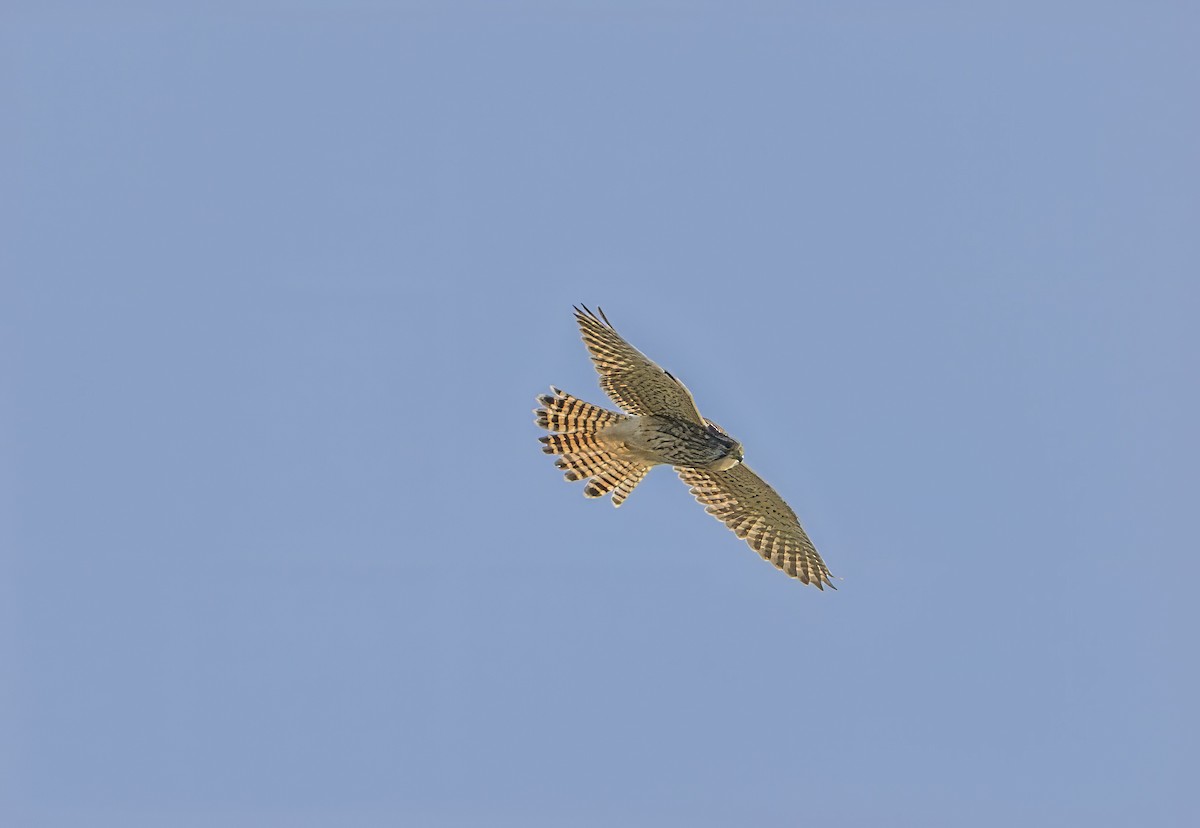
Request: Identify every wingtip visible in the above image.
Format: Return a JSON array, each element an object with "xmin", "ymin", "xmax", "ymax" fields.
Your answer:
[
  {"xmin": 573, "ymin": 304, "xmax": 612, "ymax": 329},
  {"xmin": 811, "ymin": 570, "xmax": 838, "ymax": 591}
]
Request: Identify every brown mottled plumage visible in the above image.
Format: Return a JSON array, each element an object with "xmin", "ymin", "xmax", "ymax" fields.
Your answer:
[{"xmin": 534, "ymin": 305, "xmax": 834, "ymax": 589}]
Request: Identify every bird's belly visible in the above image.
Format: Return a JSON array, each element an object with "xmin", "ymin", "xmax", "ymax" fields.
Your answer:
[{"xmin": 601, "ymin": 417, "xmax": 731, "ymax": 467}]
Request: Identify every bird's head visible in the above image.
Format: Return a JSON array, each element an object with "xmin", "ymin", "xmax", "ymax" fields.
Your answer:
[{"xmin": 704, "ymin": 420, "xmax": 744, "ymax": 470}]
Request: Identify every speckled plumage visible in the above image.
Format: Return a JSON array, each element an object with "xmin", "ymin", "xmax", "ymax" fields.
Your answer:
[{"xmin": 534, "ymin": 305, "xmax": 834, "ymax": 589}]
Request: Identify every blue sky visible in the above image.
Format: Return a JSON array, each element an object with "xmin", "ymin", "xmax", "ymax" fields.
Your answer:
[{"xmin": 4, "ymin": 3, "xmax": 1197, "ymax": 826}]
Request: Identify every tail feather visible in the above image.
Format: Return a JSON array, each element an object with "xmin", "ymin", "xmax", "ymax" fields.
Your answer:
[
  {"xmin": 582, "ymin": 457, "xmax": 640, "ymax": 500},
  {"xmin": 534, "ymin": 387, "xmax": 652, "ymax": 507},
  {"xmin": 611, "ymin": 465, "xmax": 651, "ymax": 506},
  {"xmin": 535, "ymin": 386, "xmax": 624, "ymax": 433}
]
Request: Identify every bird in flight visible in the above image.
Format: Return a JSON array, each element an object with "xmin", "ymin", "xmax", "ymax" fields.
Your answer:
[{"xmin": 534, "ymin": 305, "xmax": 834, "ymax": 589}]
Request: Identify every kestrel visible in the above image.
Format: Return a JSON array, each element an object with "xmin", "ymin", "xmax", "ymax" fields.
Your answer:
[{"xmin": 534, "ymin": 305, "xmax": 834, "ymax": 589}]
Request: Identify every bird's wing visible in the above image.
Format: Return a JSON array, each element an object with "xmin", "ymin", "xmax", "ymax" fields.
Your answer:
[
  {"xmin": 574, "ymin": 305, "xmax": 705, "ymax": 423},
  {"xmin": 677, "ymin": 463, "xmax": 834, "ymax": 589}
]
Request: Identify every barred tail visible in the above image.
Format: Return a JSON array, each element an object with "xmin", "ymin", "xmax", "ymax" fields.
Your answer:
[{"xmin": 534, "ymin": 387, "xmax": 652, "ymax": 507}]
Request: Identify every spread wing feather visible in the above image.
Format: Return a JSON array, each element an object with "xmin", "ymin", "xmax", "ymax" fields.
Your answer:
[
  {"xmin": 574, "ymin": 305, "xmax": 705, "ymax": 424},
  {"xmin": 677, "ymin": 463, "xmax": 834, "ymax": 589}
]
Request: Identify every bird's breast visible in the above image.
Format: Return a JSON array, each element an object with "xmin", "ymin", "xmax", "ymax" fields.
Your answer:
[{"xmin": 602, "ymin": 416, "xmax": 740, "ymax": 468}]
